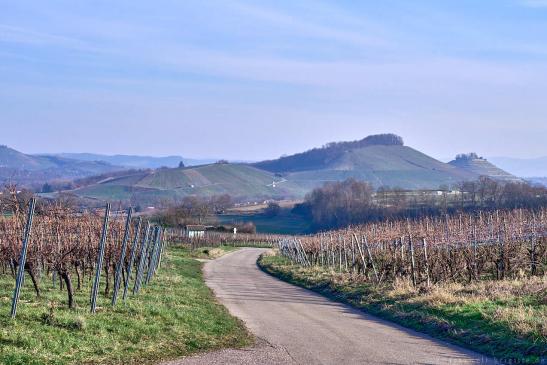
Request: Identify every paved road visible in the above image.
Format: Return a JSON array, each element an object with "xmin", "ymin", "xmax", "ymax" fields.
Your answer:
[{"xmin": 170, "ymin": 248, "xmax": 494, "ymax": 365}]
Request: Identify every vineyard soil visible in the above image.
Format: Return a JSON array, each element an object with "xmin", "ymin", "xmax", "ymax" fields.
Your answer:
[
  {"xmin": 0, "ymin": 247, "xmax": 252, "ymax": 365},
  {"xmin": 259, "ymin": 254, "xmax": 546, "ymax": 363}
]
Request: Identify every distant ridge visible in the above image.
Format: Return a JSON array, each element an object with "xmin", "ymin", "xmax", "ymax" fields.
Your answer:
[
  {"xmin": 488, "ymin": 156, "xmax": 547, "ymax": 178},
  {"xmin": 46, "ymin": 153, "xmax": 216, "ymax": 169},
  {"xmin": 527, "ymin": 177, "xmax": 547, "ymax": 187},
  {"xmin": 0, "ymin": 145, "xmax": 123, "ymax": 186}
]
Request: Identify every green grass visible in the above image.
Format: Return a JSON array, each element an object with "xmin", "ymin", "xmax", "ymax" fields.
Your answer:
[
  {"xmin": 217, "ymin": 211, "xmax": 312, "ymax": 235},
  {"xmin": 259, "ymin": 254, "xmax": 546, "ymax": 364},
  {"xmin": 0, "ymin": 247, "xmax": 252, "ymax": 365}
]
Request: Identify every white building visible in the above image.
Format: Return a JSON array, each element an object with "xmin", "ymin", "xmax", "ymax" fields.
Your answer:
[{"xmin": 185, "ymin": 225, "xmax": 206, "ymax": 238}]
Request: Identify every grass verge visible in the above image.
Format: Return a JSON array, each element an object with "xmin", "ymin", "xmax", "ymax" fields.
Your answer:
[
  {"xmin": 0, "ymin": 247, "xmax": 252, "ymax": 365},
  {"xmin": 258, "ymin": 253, "xmax": 546, "ymax": 364}
]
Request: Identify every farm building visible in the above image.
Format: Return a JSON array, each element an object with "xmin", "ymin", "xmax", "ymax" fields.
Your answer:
[{"xmin": 185, "ymin": 225, "xmax": 206, "ymax": 238}]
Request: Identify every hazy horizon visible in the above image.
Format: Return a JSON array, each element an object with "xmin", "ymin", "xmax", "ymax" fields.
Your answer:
[
  {"xmin": 17, "ymin": 140, "xmax": 547, "ymax": 162},
  {"xmin": 2, "ymin": 1, "xmax": 547, "ymax": 160}
]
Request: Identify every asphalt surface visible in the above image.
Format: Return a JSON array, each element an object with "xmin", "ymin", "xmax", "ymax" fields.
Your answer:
[{"xmin": 168, "ymin": 248, "xmax": 495, "ymax": 365}]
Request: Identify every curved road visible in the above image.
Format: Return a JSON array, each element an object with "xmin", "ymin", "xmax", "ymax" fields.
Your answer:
[{"xmin": 170, "ymin": 248, "xmax": 494, "ymax": 365}]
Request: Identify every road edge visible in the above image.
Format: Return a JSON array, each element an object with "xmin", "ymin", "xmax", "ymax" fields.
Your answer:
[{"xmin": 256, "ymin": 254, "xmax": 538, "ymax": 364}]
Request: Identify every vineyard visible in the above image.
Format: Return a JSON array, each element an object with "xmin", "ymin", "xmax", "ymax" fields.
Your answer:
[
  {"xmin": 278, "ymin": 208, "xmax": 547, "ymax": 285},
  {"xmin": 0, "ymin": 193, "xmax": 167, "ymax": 317}
]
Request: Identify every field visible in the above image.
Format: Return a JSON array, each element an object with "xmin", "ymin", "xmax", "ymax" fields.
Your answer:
[
  {"xmin": 0, "ymin": 246, "xmax": 251, "ymax": 365},
  {"xmin": 217, "ymin": 211, "xmax": 311, "ymax": 235}
]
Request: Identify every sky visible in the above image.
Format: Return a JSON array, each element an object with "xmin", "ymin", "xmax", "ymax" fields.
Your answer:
[{"xmin": 1, "ymin": 0, "xmax": 546, "ymax": 161}]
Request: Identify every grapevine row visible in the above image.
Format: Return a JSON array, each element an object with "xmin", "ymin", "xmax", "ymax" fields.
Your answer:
[
  {"xmin": 277, "ymin": 208, "xmax": 546, "ymax": 285},
  {"xmin": 0, "ymin": 194, "xmax": 167, "ymax": 317}
]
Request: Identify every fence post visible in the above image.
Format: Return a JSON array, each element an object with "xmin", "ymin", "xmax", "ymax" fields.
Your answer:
[
  {"xmin": 152, "ymin": 228, "xmax": 164, "ymax": 274},
  {"xmin": 155, "ymin": 228, "xmax": 166, "ymax": 271},
  {"xmin": 10, "ymin": 197, "xmax": 36, "ymax": 319},
  {"xmin": 122, "ymin": 217, "xmax": 142, "ymax": 302},
  {"xmin": 409, "ymin": 234, "xmax": 416, "ymax": 287},
  {"xmin": 145, "ymin": 227, "xmax": 160, "ymax": 284},
  {"xmin": 297, "ymin": 239, "xmax": 310, "ymax": 266},
  {"xmin": 133, "ymin": 223, "xmax": 151, "ymax": 295},
  {"xmin": 112, "ymin": 207, "xmax": 133, "ymax": 306},
  {"xmin": 530, "ymin": 215, "xmax": 537, "ymax": 276},
  {"xmin": 90, "ymin": 203, "xmax": 111, "ymax": 314},
  {"xmin": 353, "ymin": 233, "xmax": 367, "ymax": 276},
  {"xmin": 472, "ymin": 219, "xmax": 478, "ymax": 280},
  {"xmin": 423, "ymin": 238, "xmax": 430, "ymax": 287},
  {"xmin": 363, "ymin": 235, "xmax": 379, "ymax": 284}
]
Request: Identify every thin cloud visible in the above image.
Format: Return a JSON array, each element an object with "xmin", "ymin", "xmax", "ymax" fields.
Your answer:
[
  {"xmin": 0, "ymin": 24, "xmax": 85, "ymax": 48},
  {"xmin": 227, "ymin": 1, "xmax": 391, "ymax": 48},
  {"xmin": 0, "ymin": 24, "xmax": 106, "ymax": 55},
  {"xmin": 519, "ymin": 0, "xmax": 547, "ymax": 7}
]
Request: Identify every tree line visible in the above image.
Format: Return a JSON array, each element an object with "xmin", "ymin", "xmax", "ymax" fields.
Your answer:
[
  {"xmin": 297, "ymin": 177, "xmax": 547, "ymax": 230},
  {"xmin": 153, "ymin": 194, "xmax": 256, "ymax": 233}
]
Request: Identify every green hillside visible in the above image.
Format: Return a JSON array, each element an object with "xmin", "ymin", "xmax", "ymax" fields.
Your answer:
[
  {"xmin": 70, "ymin": 163, "xmax": 308, "ymax": 204},
  {"xmin": 302, "ymin": 145, "xmax": 474, "ymax": 188},
  {"xmin": 254, "ymin": 133, "xmax": 405, "ymax": 173},
  {"xmin": 448, "ymin": 153, "xmax": 520, "ymax": 182},
  {"xmin": 257, "ymin": 137, "xmax": 476, "ymax": 189},
  {"xmin": 137, "ymin": 163, "xmax": 307, "ymax": 197}
]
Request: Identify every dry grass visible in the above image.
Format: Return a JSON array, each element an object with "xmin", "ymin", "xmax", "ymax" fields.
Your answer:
[{"xmin": 391, "ymin": 276, "xmax": 547, "ymax": 340}]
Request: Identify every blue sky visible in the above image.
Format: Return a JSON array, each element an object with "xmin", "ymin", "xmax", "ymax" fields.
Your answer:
[{"xmin": 1, "ymin": 0, "xmax": 546, "ymax": 160}]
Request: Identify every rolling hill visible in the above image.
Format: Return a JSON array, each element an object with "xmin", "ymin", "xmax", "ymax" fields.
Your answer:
[
  {"xmin": 448, "ymin": 153, "xmax": 520, "ymax": 182},
  {"xmin": 0, "ymin": 145, "xmax": 123, "ymax": 187},
  {"xmin": 255, "ymin": 134, "xmax": 478, "ymax": 189},
  {"xmin": 69, "ymin": 163, "xmax": 308, "ymax": 205},
  {"xmin": 63, "ymin": 134, "xmax": 520, "ymax": 205}
]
